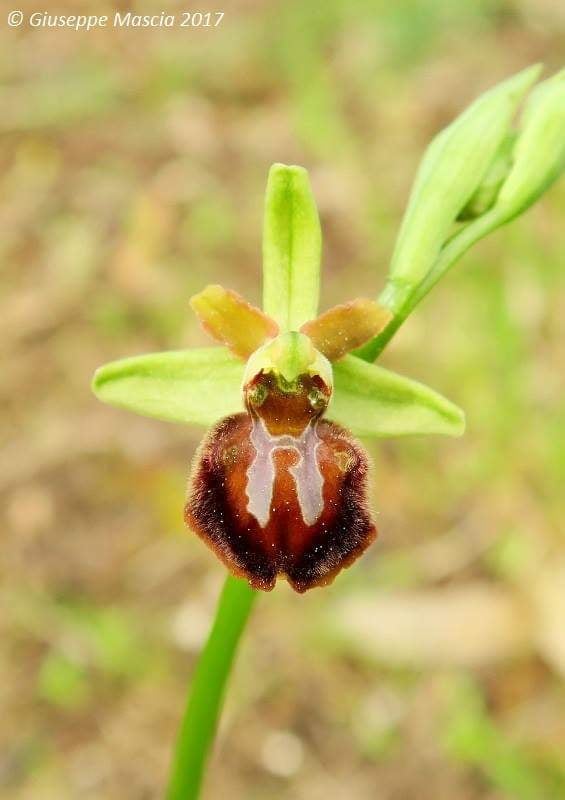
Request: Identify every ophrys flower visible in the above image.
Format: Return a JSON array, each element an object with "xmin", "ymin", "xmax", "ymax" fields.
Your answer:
[{"xmin": 93, "ymin": 163, "xmax": 464, "ymax": 591}]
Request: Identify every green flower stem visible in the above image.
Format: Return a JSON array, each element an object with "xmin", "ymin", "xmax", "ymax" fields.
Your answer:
[
  {"xmin": 357, "ymin": 206, "xmax": 506, "ymax": 362},
  {"xmin": 166, "ymin": 575, "xmax": 257, "ymax": 800}
]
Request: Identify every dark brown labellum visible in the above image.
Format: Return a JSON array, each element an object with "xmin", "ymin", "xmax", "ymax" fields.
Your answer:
[{"xmin": 185, "ymin": 370, "xmax": 377, "ymax": 592}]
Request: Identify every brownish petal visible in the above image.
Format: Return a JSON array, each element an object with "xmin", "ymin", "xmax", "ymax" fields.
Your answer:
[
  {"xmin": 185, "ymin": 413, "xmax": 278, "ymax": 590},
  {"xmin": 283, "ymin": 419, "xmax": 377, "ymax": 592},
  {"xmin": 190, "ymin": 284, "xmax": 279, "ymax": 359},
  {"xmin": 300, "ymin": 298, "xmax": 391, "ymax": 361},
  {"xmin": 185, "ymin": 413, "xmax": 377, "ymax": 592}
]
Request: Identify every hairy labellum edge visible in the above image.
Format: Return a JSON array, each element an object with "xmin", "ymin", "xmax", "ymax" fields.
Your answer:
[{"xmin": 185, "ymin": 413, "xmax": 377, "ymax": 592}]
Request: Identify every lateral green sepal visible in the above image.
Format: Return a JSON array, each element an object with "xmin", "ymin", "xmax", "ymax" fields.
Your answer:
[
  {"xmin": 92, "ymin": 347, "xmax": 245, "ymax": 427},
  {"xmin": 330, "ymin": 355, "xmax": 465, "ymax": 438}
]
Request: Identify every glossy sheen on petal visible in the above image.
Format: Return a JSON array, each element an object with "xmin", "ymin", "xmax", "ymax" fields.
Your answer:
[
  {"xmin": 245, "ymin": 370, "xmax": 331, "ymax": 436},
  {"xmin": 185, "ymin": 413, "xmax": 377, "ymax": 593}
]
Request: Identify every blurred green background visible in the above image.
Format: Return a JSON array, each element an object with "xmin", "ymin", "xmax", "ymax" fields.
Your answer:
[{"xmin": 1, "ymin": 1, "xmax": 564, "ymax": 798}]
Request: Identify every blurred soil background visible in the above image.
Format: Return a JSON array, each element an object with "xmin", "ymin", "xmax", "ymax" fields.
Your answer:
[{"xmin": 1, "ymin": 1, "xmax": 565, "ymax": 798}]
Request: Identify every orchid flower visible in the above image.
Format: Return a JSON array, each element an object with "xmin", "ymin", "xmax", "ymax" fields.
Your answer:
[{"xmin": 93, "ymin": 164, "xmax": 464, "ymax": 592}]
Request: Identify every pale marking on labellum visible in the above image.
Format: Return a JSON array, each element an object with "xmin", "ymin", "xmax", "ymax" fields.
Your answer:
[{"xmin": 246, "ymin": 417, "xmax": 324, "ymax": 528}]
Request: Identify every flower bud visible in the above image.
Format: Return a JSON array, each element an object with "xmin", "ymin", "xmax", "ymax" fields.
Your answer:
[
  {"xmin": 385, "ymin": 65, "xmax": 541, "ymax": 311},
  {"xmin": 457, "ymin": 133, "xmax": 516, "ymax": 221},
  {"xmin": 496, "ymin": 69, "xmax": 565, "ymax": 220}
]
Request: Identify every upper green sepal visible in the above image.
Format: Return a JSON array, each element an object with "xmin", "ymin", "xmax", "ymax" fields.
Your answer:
[
  {"xmin": 92, "ymin": 347, "xmax": 244, "ymax": 427},
  {"xmin": 330, "ymin": 355, "xmax": 465, "ymax": 438},
  {"xmin": 262, "ymin": 163, "xmax": 321, "ymax": 331}
]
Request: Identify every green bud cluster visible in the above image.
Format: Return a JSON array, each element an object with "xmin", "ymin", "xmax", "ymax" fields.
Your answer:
[
  {"xmin": 380, "ymin": 65, "xmax": 565, "ymax": 316},
  {"xmin": 354, "ymin": 64, "xmax": 565, "ymax": 363}
]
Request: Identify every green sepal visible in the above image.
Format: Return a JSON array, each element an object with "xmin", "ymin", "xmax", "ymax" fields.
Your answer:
[
  {"xmin": 330, "ymin": 355, "xmax": 465, "ymax": 438},
  {"xmin": 92, "ymin": 347, "xmax": 244, "ymax": 427},
  {"xmin": 262, "ymin": 163, "xmax": 321, "ymax": 331}
]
